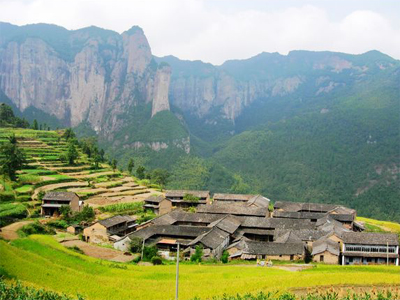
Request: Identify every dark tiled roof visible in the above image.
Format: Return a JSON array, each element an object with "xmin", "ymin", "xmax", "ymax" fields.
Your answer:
[
  {"xmin": 43, "ymin": 191, "xmax": 78, "ymax": 201},
  {"xmin": 275, "ymin": 229, "xmax": 325, "ymax": 241},
  {"xmin": 152, "ymin": 210, "xmax": 222, "ymax": 226},
  {"xmin": 98, "ymin": 215, "xmax": 136, "ymax": 228},
  {"xmin": 165, "ymin": 190, "xmax": 210, "ymax": 198},
  {"xmin": 213, "ymin": 193, "xmax": 255, "ymax": 201},
  {"xmin": 247, "ymin": 195, "xmax": 270, "ymax": 208},
  {"xmin": 238, "ymin": 217, "xmax": 314, "ymax": 230},
  {"xmin": 190, "ymin": 227, "xmax": 230, "ymax": 249},
  {"xmin": 144, "ymin": 195, "xmax": 165, "ymax": 203},
  {"xmin": 312, "ymin": 237, "xmax": 340, "ymax": 256},
  {"xmin": 274, "ymin": 201, "xmax": 341, "ymax": 213},
  {"xmin": 342, "ymin": 232, "xmax": 399, "ymax": 246},
  {"xmin": 209, "ymin": 215, "xmax": 241, "ymax": 234},
  {"xmin": 197, "ymin": 203, "xmax": 267, "ymax": 217},
  {"xmin": 130, "ymin": 225, "xmax": 209, "ymax": 240},
  {"xmin": 273, "ymin": 211, "xmax": 326, "ymax": 220},
  {"xmin": 274, "ymin": 230, "xmax": 303, "ymax": 243},
  {"xmin": 245, "ymin": 240, "xmax": 304, "ymax": 255}
]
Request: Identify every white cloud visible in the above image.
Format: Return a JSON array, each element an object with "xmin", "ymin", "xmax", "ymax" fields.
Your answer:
[{"xmin": 0, "ymin": 0, "xmax": 399, "ymax": 64}]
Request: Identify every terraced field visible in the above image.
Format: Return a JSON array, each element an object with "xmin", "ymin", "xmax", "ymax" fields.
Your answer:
[{"xmin": 0, "ymin": 128, "xmax": 158, "ymax": 224}]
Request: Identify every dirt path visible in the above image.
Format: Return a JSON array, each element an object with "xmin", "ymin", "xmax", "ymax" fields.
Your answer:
[
  {"xmin": 273, "ymin": 264, "xmax": 314, "ymax": 272},
  {"xmin": 291, "ymin": 284, "xmax": 400, "ymax": 296},
  {"xmin": 61, "ymin": 240, "xmax": 135, "ymax": 262},
  {"xmin": 0, "ymin": 221, "xmax": 33, "ymax": 240},
  {"xmin": 32, "ymin": 181, "xmax": 89, "ymax": 199},
  {"xmin": 73, "ymin": 171, "xmax": 115, "ymax": 179}
]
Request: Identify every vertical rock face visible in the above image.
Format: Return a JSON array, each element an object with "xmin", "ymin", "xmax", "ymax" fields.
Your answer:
[
  {"xmin": 0, "ymin": 23, "xmax": 172, "ymax": 138},
  {"xmin": 152, "ymin": 65, "xmax": 171, "ymax": 117}
]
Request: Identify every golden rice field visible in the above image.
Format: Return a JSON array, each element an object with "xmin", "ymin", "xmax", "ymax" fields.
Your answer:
[
  {"xmin": 357, "ymin": 217, "xmax": 400, "ymax": 233},
  {"xmin": 1, "ymin": 235, "xmax": 400, "ymax": 300}
]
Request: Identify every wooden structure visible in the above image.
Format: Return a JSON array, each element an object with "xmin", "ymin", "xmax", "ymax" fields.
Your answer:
[
  {"xmin": 165, "ymin": 190, "xmax": 210, "ymax": 208},
  {"xmin": 41, "ymin": 191, "xmax": 81, "ymax": 217},
  {"xmin": 83, "ymin": 215, "xmax": 136, "ymax": 243},
  {"xmin": 143, "ymin": 195, "xmax": 172, "ymax": 215}
]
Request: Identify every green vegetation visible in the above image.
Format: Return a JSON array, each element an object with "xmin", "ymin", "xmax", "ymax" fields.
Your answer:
[
  {"xmin": 0, "ymin": 135, "xmax": 26, "ymax": 181},
  {"xmin": 1, "ymin": 235, "xmax": 400, "ymax": 300},
  {"xmin": 0, "ymin": 203, "xmax": 27, "ymax": 226},
  {"xmin": 19, "ymin": 222, "xmax": 56, "ymax": 236},
  {"xmin": 98, "ymin": 202, "xmax": 143, "ymax": 214},
  {"xmin": 190, "ymin": 245, "xmax": 203, "ymax": 263},
  {"xmin": 0, "ymin": 279, "xmax": 85, "ymax": 300},
  {"xmin": 0, "ymin": 103, "xmax": 29, "ymax": 128}
]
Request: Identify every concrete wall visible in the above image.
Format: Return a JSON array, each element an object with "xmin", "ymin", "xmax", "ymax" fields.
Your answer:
[
  {"xmin": 114, "ymin": 236, "xmax": 132, "ymax": 252},
  {"xmin": 159, "ymin": 200, "xmax": 172, "ymax": 215},
  {"xmin": 83, "ymin": 223, "xmax": 108, "ymax": 243},
  {"xmin": 313, "ymin": 251, "xmax": 339, "ymax": 264}
]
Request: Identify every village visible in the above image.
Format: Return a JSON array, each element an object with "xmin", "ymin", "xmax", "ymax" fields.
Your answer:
[{"xmin": 41, "ymin": 189, "xmax": 400, "ymax": 266}]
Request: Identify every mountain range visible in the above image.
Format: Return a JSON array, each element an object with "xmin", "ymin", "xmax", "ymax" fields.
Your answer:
[{"xmin": 0, "ymin": 22, "xmax": 399, "ymax": 220}]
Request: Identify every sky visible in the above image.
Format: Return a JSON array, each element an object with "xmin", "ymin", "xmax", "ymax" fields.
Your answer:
[{"xmin": 0, "ymin": 0, "xmax": 399, "ymax": 65}]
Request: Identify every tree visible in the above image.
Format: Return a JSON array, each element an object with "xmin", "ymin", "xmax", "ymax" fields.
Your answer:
[
  {"xmin": 136, "ymin": 165, "xmax": 146, "ymax": 180},
  {"xmin": 111, "ymin": 159, "xmax": 118, "ymax": 172},
  {"xmin": 32, "ymin": 119, "xmax": 38, "ymax": 130},
  {"xmin": 62, "ymin": 128, "xmax": 76, "ymax": 141},
  {"xmin": 150, "ymin": 169, "xmax": 170, "ymax": 190},
  {"xmin": 0, "ymin": 136, "xmax": 26, "ymax": 181},
  {"xmin": 221, "ymin": 250, "xmax": 229, "ymax": 263},
  {"xmin": 66, "ymin": 142, "xmax": 79, "ymax": 165},
  {"xmin": 130, "ymin": 237, "xmax": 143, "ymax": 253},
  {"xmin": 127, "ymin": 159, "xmax": 135, "ymax": 174},
  {"xmin": 59, "ymin": 205, "xmax": 72, "ymax": 218},
  {"xmin": 190, "ymin": 245, "xmax": 203, "ymax": 263}
]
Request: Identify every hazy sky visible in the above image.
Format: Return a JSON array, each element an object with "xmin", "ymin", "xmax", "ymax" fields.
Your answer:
[{"xmin": 1, "ymin": 0, "xmax": 399, "ymax": 65}]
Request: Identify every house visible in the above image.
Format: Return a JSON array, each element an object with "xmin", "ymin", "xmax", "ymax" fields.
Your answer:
[
  {"xmin": 83, "ymin": 215, "xmax": 137, "ymax": 243},
  {"xmin": 274, "ymin": 201, "xmax": 339, "ymax": 213},
  {"xmin": 213, "ymin": 194, "xmax": 270, "ymax": 209},
  {"xmin": 341, "ymin": 232, "xmax": 399, "ymax": 265},
  {"xmin": 312, "ymin": 237, "xmax": 341, "ymax": 264},
  {"xmin": 165, "ymin": 190, "xmax": 211, "ymax": 208},
  {"xmin": 66, "ymin": 224, "xmax": 83, "ymax": 235},
  {"xmin": 227, "ymin": 238, "xmax": 304, "ymax": 261},
  {"xmin": 187, "ymin": 227, "xmax": 230, "ymax": 259},
  {"xmin": 213, "ymin": 193, "xmax": 255, "ymax": 204},
  {"xmin": 197, "ymin": 202, "xmax": 268, "ymax": 217},
  {"xmin": 143, "ymin": 195, "xmax": 172, "ymax": 215},
  {"xmin": 41, "ymin": 191, "xmax": 81, "ymax": 217}
]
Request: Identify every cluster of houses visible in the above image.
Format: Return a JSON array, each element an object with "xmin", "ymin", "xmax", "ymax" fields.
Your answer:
[{"xmin": 41, "ymin": 190, "xmax": 400, "ymax": 265}]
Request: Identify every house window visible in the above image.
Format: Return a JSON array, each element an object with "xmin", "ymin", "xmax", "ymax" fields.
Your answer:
[
  {"xmin": 320, "ymin": 255, "xmax": 324, "ymax": 262},
  {"xmin": 290, "ymin": 255, "xmax": 294, "ymax": 261}
]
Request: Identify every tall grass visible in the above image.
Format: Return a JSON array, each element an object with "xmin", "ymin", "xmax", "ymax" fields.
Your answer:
[
  {"xmin": 1, "ymin": 236, "xmax": 400, "ymax": 300},
  {"xmin": 98, "ymin": 202, "xmax": 143, "ymax": 213}
]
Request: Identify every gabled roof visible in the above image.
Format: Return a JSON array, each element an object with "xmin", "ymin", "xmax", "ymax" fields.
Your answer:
[
  {"xmin": 237, "ymin": 217, "xmax": 314, "ymax": 230},
  {"xmin": 274, "ymin": 201, "xmax": 341, "ymax": 213},
  {"xmin": 165, "ymin": 190, "xmax": 210, "ymax": 198},
  {"xmin": 213, "ymin": 193, "xmax": 255, "ymax": 201},
  {"xmin": 151, "ymin": 210, "xmax": 222, "ymax": 226},
  {"xmin": 274, "ymin": 230, "xmax": 303, "ymax": 244},
  {"xmin": 312, "ymin": 237, "xmax": 340, "ymax": 256},
  {"xmin": 275, "ymin": 229, "xmax": 326, "ymax": 241},
  {"xmin": 98, "ymin": 215, "xmax": 136, "ymax": 228},
  {"xmin": 197, "ymin": 203, "xmax": 267, "ymax": 217},
  {"xmin": 43, "ymin": 191, "xmax": 78, "ymax": 201},
  {"xmin": 342, "ymin": 232, "xmax": 399, "ymax": 246},
  {"xmin": 144, "ymin": 195, "xmax": 166, "ymax": 203},
  {"xmin": 233, "ymin": 239, "xmax": 304, "ymax": 256},
  {"xmin": 247, "ymin": 195, "xmax": 270, "ymax": 208},
  {"xmin": 273, "ymin": 211, "xmax": 326, "ymax": 220},
  {"xmin": 208, "ymin": 215, "xmax": 241, "ymax": 234},
  {"xmin": 130, "ymin": 225, "xmax": 209, "ymax": 240},
  {"xmin": 189, "ymin": 227, "xmax": 230, "ymax": 249}
]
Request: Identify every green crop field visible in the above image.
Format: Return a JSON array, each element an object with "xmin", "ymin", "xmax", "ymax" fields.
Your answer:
[{"xmin": 1, "ymin": 235, "xmax": 400, "ymax": 300}]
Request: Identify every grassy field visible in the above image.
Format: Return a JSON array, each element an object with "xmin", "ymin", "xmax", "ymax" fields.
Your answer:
[
  {"xmin": 357, "ymin": 217, "xmax": 400, "ymax": 233},
  {"xmin": 1, "ymin": 235, "xmax": 400, "ymax": 300}
]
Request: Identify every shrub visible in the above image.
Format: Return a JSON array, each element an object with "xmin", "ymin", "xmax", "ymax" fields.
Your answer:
[
  {"xmin": 151, "ymin": 256, "xmax": 163, "ymax": 265},
  {"xmin": 16, "ymin": 195, "xmax": 31, "ymax": 202},
  {"xmin": 221, "ymin": 250, "xmax": 229, "ymax": 264},
  {"xmin": 183, "ymin": 193, "xmax": 200, "ymax": 202},
  {"xmin": 47, "ymin": 220, "xmax": 69, "ymax": 229},
  {"xmin": 130, "ymin": 237, "xmax": 143, "ymax": 253},
  {"xmin": 0, "ymin": 279, "xmax": 85, "ymax": 300},
  {"xmin": 67, "ymin": 245, "xmax": 84, "ymax": 254},
  {"xmin": 19, "ymin": 222, "xmax": 55, "ymax": 236},
  {"xmin": 143, "ymin": 246, "xmax": 158, "ymax": 261},
  {"xmin": 0, "ymin": 191, "xmax": 15, "ymax": 202},
  {"xmin": 190, "ymin": 245, "xmax": 203, "ymax": 263}
]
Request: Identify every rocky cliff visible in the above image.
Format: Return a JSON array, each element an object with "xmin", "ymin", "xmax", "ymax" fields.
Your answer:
[{"xmin": 0, "ymin": 23, "xmax": 172, "ymax": 137}]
